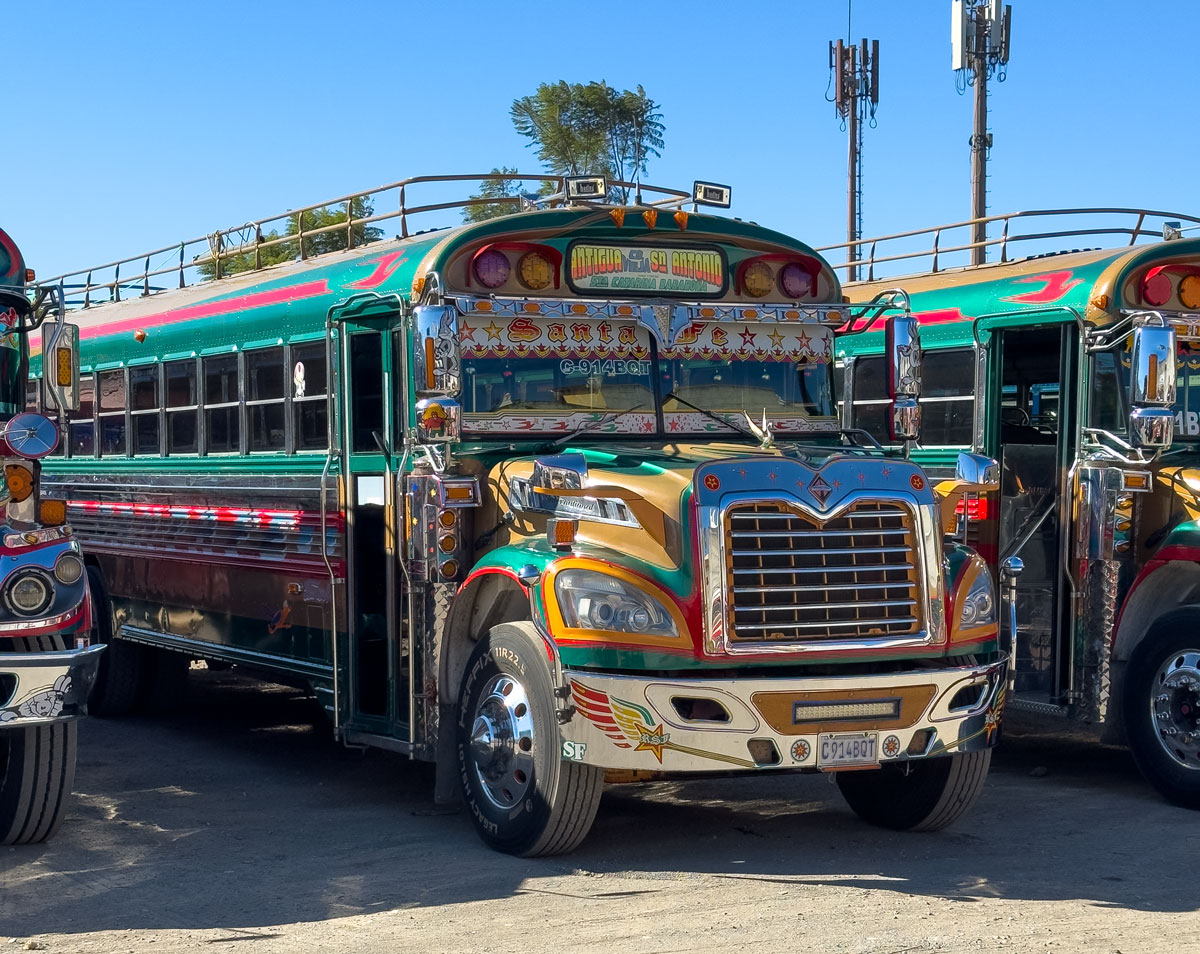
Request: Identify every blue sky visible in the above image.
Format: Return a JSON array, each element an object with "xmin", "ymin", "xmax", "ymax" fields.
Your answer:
[{"xmin": 9, "ymin": 0, "xmax": 1199, "ymax": 279}]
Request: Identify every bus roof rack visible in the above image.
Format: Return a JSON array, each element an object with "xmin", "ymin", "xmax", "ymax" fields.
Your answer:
[
  {"xmin": 38, "ymin": 173, "xmax": 700, "ymax": 310},
  {"xmin": 820, "ymin": 207, "xmax": 1200, "ymax": 282}
]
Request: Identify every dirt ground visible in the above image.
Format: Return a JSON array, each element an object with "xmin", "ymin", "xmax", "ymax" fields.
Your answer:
[{"xmin": 3, "ymin": 668, "xmax": 1197, "ymax": 954}]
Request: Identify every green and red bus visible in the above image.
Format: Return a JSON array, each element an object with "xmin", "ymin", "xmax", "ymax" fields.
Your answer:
[{"xmin": 38, "ymin": 174, "xmax": 1006, "ymax": 854}]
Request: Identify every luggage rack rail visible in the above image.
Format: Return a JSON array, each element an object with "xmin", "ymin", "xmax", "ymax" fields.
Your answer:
[
  {"xmin": 39, "ymin": 173, "xmax": 694, "ymax": 310},
  {"xmin": 819, "ymin": 207, "xmax": 1200, "ymax": 282}
]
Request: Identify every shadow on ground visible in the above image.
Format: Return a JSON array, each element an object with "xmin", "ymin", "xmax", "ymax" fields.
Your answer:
[{"xmin": 3, "ymin": 669, "xmax": 1195, "ymax": 939}]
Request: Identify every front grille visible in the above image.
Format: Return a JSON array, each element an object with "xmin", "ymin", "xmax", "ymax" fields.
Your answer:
[{"xmin": 726, "ymin": 501, "xmax": 922, "ymax": 644}]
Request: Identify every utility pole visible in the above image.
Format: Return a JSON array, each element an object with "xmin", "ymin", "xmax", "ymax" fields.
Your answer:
[
  {"xmin": 953, "ymin": 0, "xmax": 1012, "ymax": 265},
  {"xmin": 829, "ymin": 37, "xmax": 879, "ymax": 283}
]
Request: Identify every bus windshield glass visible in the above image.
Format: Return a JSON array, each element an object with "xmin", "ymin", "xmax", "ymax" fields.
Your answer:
[{"xmin": 459, "ymin": 316, "xmax": 837, "ymax": 437}]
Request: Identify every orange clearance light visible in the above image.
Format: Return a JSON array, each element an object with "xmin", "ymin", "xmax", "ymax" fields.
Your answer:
[
  {"xmin": 1180, "ymin": 275, "xmax": 1200, "ymax": 310},
  {"xmin": 440, "ymin": 559, "xmax": 459, "ymax": 579},
  {"xmin": 38, "ymin": 499, "xmax": 67, "ymax": 526},
  {"xmin": 134, "ymin": 329, "xmax": 147, "ymax": 343},
  {"xmin": 674, "ymin": 211, "xmax": 689, "ymax": 231},
  {"xmin": 424, "ymin": 337, "xmax": 436, "ymax": 390},
  {"xmin": 444, "ymin": 484, "xmax": 475, "ymax": 502},
  {"xmin": 547, "ymin": 518, "xmax": 577, "ymax": 550},
  {"xmin": 518, "ymin": 251, "xmax": 554, "ymax": 291},
  {"xmin": 742, "ymin": 261, "xmax": 773, "ymax": 298},
  {"xmin": 642, "ymin": 209, "xmax": 658, "ymax": 229},
  {"xmin": 5, "ymin": 464, "xmax": 33, "ymax": 503},
  {"xmin": 438, "ymin": 533, "xmax": 457, "ymax": 553},
  {"xmin": 438, "ymin": 510, "xmax": 457, "ymax": 529},
  {"xmin": 610, "ymin": 208, "xmax": 626, "ymax": 228},
  {"xmin": 55, "ymin": 348, "xmax": 72, "ymax": 386}
]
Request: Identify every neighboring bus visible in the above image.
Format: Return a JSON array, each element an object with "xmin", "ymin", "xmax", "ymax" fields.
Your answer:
[
  {"xmin": 38, "ymin": 174, "xmax": 1007, "ymax": 855},
  {"xmin": 0, "ymin": 227, "xmax": 101, "ymax": 845},
  {"xmin": 832, "ymin": 208, "xmax": 1200, "ymax": 809}
]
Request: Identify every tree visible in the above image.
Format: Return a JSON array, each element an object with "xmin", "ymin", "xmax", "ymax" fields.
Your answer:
[
  {"xmin": 198, "ymin": 196, "xmax": 384, "ymax": 279},
  {"xmin": 461, "ymin": 167, "xmax": 529, "ymax": 224}
]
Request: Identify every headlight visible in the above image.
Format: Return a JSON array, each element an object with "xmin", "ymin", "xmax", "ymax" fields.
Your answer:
[
  {"xmin": 554, "ymin": 569, "xmax": 679, "ymax": 637},
  {"xmin": 54, "ymin": 551, "xmax": 84, "ymax": 585},
  {"xmin": 959, "ymin": 569, "xmax": 996, "ymax": 626},
  {"xmin": 5, "ymin": 571, "xmax": 53, "ymax": 617}
]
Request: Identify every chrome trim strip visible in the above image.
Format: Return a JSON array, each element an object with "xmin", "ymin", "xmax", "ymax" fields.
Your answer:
[{"xmin": 116, "ymin": 625, "xmax": 332, "ymax": 680}]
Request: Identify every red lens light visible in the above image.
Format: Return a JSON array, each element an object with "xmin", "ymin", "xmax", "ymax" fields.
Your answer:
[
  {"xmin": 473, "ymin": 249, "xmax": 511, "ymax": 289},
  {"xmin": 1143, "ymin": 271, "xmax": 1173, "ymax": 306},
  {"xmin": 778, "ymin": 262, "xmax": 813, "ymax": 299}
]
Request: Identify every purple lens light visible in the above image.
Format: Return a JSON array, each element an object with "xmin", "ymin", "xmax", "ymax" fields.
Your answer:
[
  {"xmin": 778, "ymin": 262, "xmax": 813, "ymax": 300},
  {"xmin": 473, "ymin": 249, "xmax": 511, "ymax": 289}
]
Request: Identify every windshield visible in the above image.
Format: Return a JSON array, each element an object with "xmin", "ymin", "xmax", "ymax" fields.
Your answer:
[{"xmin": 459, "ymin": 316, "xmax": 837, "ymax": 437}]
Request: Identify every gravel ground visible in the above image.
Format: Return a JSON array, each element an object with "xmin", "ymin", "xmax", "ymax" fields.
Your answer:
[{"xmin": 3, "ymin": 668, "xmax": 1197, "ymax": 953}]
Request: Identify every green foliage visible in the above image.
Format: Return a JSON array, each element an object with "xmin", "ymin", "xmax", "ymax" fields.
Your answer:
[
  {"xmin": 198, "ymin": 196, "xmax": 384, "ymax": 279},
  {"xmin": 462, "ymin": 167, "xmax": 528, "ymax": 224},
  {"xmin": 509, "ymin": 81, "xmax": 664, "ymax": 202}
]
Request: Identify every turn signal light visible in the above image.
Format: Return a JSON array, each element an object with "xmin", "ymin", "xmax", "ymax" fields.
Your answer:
[
  {"xmin": 5, "ymin": 464, "xmax": 33, "ymax": 503},
  {"xmin": 741, "ymin": 261, "xmax": 773, "ymax": 298},
  {"xmin": 547, "ymin": 518, "xmax": 578, "ymax": 551},
  {"xmin": 1142, "ymin": 268, "xmax": 1173, "ymax": 306},
  {"xmin": 1181, "ymin": 275, "xmax": 1200, "ymax": 310},
  {"xmin": 38, "ymin": 499, "xmax": 67, "ymax": 526},
  {"xmin": 518, "ymin": 251, "xmax": 554, "ymax": 290}
]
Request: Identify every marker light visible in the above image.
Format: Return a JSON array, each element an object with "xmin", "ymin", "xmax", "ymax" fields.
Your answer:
[
  {"xmin": 1180, "ymin": 275, "xmax": 1200, "ymax": 310},
  {"xmin": 742, "ymin": 261, "xmax": 773, "ymax": 298},
  {"xmin": 38, "ymin": 499, "xmax": 67, "ymax": 526},
  {"xmin": 4, "ymin": 464, "xmax": 33, "ymax": 502},
  {"xmin": 1142, "ymin": 270, "xmax": 1173, "ymax": 307},
  {"xmin": 778, "ymin": 262, "xmax": 813, "ymax": 299},
  {"xmin": 518, "ymin": 251, "xmax": 553, "ymax": 290},
  {"xmin": 473, "ymin": 249, "xmax": 511, "ymax": 289}
]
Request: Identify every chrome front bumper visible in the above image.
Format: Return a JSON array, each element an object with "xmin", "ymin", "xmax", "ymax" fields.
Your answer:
[
  {"xmin": 558, "ymin": 658, "xmax": 1007, "ymax": 772},
  {"xmin": 0, "ymin": 644, "xmax": 105, "ymax": 728}
]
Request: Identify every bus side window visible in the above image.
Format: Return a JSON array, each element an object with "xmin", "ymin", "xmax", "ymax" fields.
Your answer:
[
  {"xmin": 130, "ymin": 365, "xmax": 160, "ymax": 455},
  {"xmin": 349, "ymin": 334, "xmax": 383, "ymax": 453},
  {"xmin": 25, "ymin": 376, "xmax": 38, "ymax": 411},
  {"xmin": 851, "ymin": 356, "xmax": 890, "ymax": 444},
  {"xmin": 920, "ymin": 349, "xmax": 975, "ymax": 446},
  {"xmin": 69, "ymin": 374, "xmax": 95, "ymax": 457},
  {"xmin": 165, "ymin": 360, "xmax": 198, "ymax": 455},
  {"xmin": 204, "ymin": 354, "xmax": 240, "ymax": 454},
  {"xmin": 97, "ymin": 369, "xmax": 127, "ymax": 457},
  {"xmin": 292, "ymin": 341, "xmax": 328, "ymax": 451},
  {"xmin": 247, "ymin": 348, "xmax": 286, "ymax": 452}
]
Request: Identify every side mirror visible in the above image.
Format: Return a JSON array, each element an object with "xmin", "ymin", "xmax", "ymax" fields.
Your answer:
[
  {"xmin": 1129, "ymin": 322, "xmax": 1177, "ymax": 407},
  {"xmin": 954, "ymin": 452, "xmax": 1000, "ymax": 489},
  {"xmin": 1130, "ymin": 407, "xmax": 1174, "ymax": 450},
  {"xmin": 886, "ymin": 313, "xmax": 922, "ymax": 441},
  {"xmin": 412, "ymin": 305, "xmax": 461, "ymax": 398},
  {"xmin": 40, "ymin": 321, "xmax": 81, "ymax": 414},
  {"xmin": 415, "ymin": 397, "xmax": 462, "ymax": 445}
]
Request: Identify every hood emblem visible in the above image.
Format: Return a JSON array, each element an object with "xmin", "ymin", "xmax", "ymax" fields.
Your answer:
[{"xmin": 807, "ymin": 474, "xmax": 833, "ymax": 505}]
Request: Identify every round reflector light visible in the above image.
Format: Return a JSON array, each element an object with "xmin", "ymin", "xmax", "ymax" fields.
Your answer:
[
  {"xmin": 0, "ymin": 413, "xmax": 59, "ymax": 459},
  {"xmin": 1142, "ymin": 271, "xmax": 1173, "ymax": 307},
  {"xmin": 742, "ymin": 261, "xmax": 773, "ymax": 298},
  {"xmin": 1180, "ymin": 275, "xmax": 1200, "ymax": 310},
  {"xmin": 473, "ymin": 249, "xmax": 511, "ymax": 289},
  {"xmin": 778, "ymin": 262, "xmax": 813, "ymax": 299},
  {"xmin": 6, "ymin": 571, "xmax": 52, "ymax": 616},
  {"xmin": 518, "ymin": 251, "xmax": 554, "ymax": 290}
]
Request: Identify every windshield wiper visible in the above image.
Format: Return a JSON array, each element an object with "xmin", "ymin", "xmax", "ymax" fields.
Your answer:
[
  {"xmin": 543, "ymin": 403, "xmax": 647, "ymax": 450},
  {"xmin": 662, "ymin": 391, "xmax": 759, "ymax": 442}
]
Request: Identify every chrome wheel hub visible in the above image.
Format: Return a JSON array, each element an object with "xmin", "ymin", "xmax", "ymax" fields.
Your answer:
[
  {"xmin": 469, "ymin": 674, "xmax": 536, "ymax": 810},
  {"xmin": 1151, "ymin": 650, "xmax": 1200, "ymax": 769}
]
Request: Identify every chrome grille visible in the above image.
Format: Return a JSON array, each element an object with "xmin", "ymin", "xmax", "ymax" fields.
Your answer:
[{"xmin": 726, "ymin": 501, "xmax": 921, "ymax": 643}]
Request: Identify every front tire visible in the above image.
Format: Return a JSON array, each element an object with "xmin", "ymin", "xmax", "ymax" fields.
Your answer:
[
  {"xmin": 837, "ymin": 750, "xmax": 991, "ymax": 831},
  {"xmin": 456, "ymin": 622, "xmax": 603, "ymax": 856},
  {"xmin": 0, "ymin": 636, "xmax": 79, "ymax": 845},
  {"xmin": 1124, "ymin": 618, "xmax": 1200, "ymax": 809},
  {"xmin": 85, "ymin": 566, "xmax": 149, "ymax": 716}
]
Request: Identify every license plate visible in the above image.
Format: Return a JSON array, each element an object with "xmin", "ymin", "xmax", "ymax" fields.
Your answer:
[{"xmin": 817, "ymin": 732, "xmax": 879, "ymax": 769}]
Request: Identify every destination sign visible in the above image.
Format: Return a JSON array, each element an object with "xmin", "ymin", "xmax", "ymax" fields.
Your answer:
[{"xmin": 567, "ymin": 243, "xmax": 726, "ymax": 297}]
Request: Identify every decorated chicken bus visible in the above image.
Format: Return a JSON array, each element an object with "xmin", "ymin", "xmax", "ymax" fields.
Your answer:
[
  {"xmin": 829, "ymin": 208, "xmax": 1200, "ymax": 809},
  {"xmin": 36, "ymin": 174, "xmax": 1007, "ymax": 855},
  {"xmin": 0, "ymin": 228, "xmax": 99, "ymax": 845}
]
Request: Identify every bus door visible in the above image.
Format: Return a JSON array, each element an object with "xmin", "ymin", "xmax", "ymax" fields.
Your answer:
[
  {"xmin": 988, "ymin": 322, "xmax": 1078, "ymax": 707},
  {"xmin": 335, "ymin": 303, "xmax": 408, "ymax": 742}
]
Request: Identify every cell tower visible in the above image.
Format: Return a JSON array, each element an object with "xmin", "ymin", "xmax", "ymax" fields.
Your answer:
[
  {"xmin": 952, "ymin": 0, "xmax": 1013, "ymax": 265},
  {"xmin": 828, "ymin": 36, "xmax": 879, "ymax": 283}
]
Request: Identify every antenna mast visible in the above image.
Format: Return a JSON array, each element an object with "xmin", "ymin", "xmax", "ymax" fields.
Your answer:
[
  {"xmin": 953, "ymin": 0, "xmax": 1013, "ymax": 265},
  {"xmin": 829, "ymin": 35, "xmax": 879, "ymax": 284}
]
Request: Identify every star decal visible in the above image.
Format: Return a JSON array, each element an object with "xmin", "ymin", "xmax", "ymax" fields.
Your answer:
[
  {"xmin": 634, "ymin": 724, "xmax": 671, "ymax": 762},
  {"xmin": 739, "ymin": 328, "xmax": 757, "ymax": 349},
  {"xmin": 483, "ymin": 320, "xmax": 503, "ymax": 341},
  {"xmin": 795, "ymin": 328, "xmax": 813, "ymax": 352},
  {"xmin": 669, "ymin": 418, "xmax": 681, "ymax": 431},
  {"xmin": 459, "ymin": 321, "xmax": 477, "ymax": 343},
  {"xmin": 767, "ymin": 327, "xmax": 786, "ymax": 350}
]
